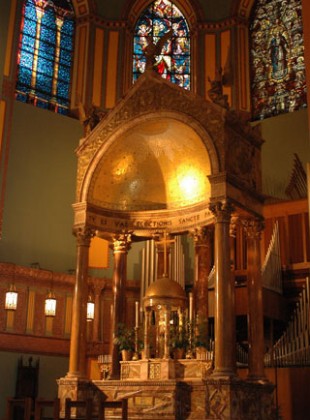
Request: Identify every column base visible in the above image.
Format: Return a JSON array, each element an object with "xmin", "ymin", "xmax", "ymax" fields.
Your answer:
[
  {"xmin": 211, "ymin": 367, "xmax": 237, "ymax": 379},
  {"xmin": 247, "ymin": 373, "xmax": 270, "ymax": 384},
  {"xmin": 57, "ymin": 377, "xmax": 94, "ymax": 418}
]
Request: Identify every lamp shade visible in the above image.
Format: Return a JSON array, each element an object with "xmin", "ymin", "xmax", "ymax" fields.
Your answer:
[
  {"xmin": 87, "ymin": 299, "xmax": 95, "ymax": 321},
  {"xmin": 45, "ymin": 291, "xmax": 56, "ymax": 317},
  {"xmin": 5, "ymin": 285, "xmax": 18, "ymax": 310}
]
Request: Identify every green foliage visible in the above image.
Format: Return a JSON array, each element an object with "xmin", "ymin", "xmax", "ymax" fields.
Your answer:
[
  {"xmin": 170, "ymin": 324, "xmax": 189, "ymax": 349},
  {"xmin": 113, "ymin": 323, "xmax": 135, "ymax": 352}
]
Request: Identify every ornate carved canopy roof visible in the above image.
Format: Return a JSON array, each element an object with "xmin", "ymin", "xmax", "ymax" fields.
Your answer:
[{"xmin": 73, "ymin": 70, "xmax": 264, "ymax": 239}]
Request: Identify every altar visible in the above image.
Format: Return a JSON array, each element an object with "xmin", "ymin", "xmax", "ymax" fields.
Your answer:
[{"xmin": 119, "ymin": 358, "xmax": 213, "ymax": 381}]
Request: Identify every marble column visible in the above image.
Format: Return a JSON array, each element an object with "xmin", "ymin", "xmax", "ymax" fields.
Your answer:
[
  {"xmin": 67, "ymin": 227, "xmax": 93, "ymax": 378},
  {"xmin": 109, "ymin": 233, "xmax": 131, "ymax": 379},
  {"xmin": 164, "ymin": 306, "xmax": 171, "ymax": 359},
  {"xmin": 192, "ymin": 226, "xmax": 213, "ymax": 327},
  {"xmin": 210, "ymin": 201, "xmax": 236, "ymax": 377},
  {"xmin": 92, "ymin": 280, "xmax": 105, "ymax": 343},
  {"xmin": 143, "ymin": 309, "xmax": 151, "ymax": 359},
  {"xmin": 243, "ymin": 218, "xmax": 266, "ymax": 381}
]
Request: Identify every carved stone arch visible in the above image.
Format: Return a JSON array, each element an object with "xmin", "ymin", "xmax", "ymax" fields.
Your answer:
[
  {"xmin": 122, "ymin": 0, "xmax": 204, "ymax": 29},
  {"xmin": 79, "ymin": 110, "xmax": 220, "ymax": 205}
]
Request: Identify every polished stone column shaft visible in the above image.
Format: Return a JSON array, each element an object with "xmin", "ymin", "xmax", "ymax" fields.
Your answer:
[
  {"xmin": 211, "ymin": 201, "xmax": 236, "ymax": 377},
  {"xmin": 109, "ymin": 233, "xmax": 131, "ymax": 379},
  {"xmin": 193, "ymin": 226, "xmax": 213, "ymax": 327},
  {"xmin": 68, "ymin": 227, "xmax": 92, "ymax": 378},
  {"xmin": 92, "ymin": 280, "xmax": 105, "ymax": 342},
  {"xmin": 244, "ymin": 218, "xmax": 265, "ymax": 381},
  {"xmin": 144, "ymin": 309, "xmax": 151, "ymax": 358}
]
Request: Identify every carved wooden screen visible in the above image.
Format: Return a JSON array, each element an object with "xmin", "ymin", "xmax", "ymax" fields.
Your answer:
[
  {"xmin": 133, "ymin": 0, "xmax": 190, "ymax": 89},
  {"xmin": 250, "ymin": 0, "xmax": 307, "ymax": 120},
  {"xmin": 15, "ymin": 0, "xmax": 75, "ymax": 115}
]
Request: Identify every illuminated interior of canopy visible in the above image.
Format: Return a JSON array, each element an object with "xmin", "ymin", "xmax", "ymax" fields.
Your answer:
[{"xmin": 89, "ymin": 118, "xmax": 211, "ymax": 211}]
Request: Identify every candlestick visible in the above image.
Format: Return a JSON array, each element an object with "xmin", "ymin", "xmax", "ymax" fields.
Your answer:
[
  {"xmin": 189, "ymin": 292, "xmax": 193, "ymax": 322},
  {"xmin": 135, "ymin": 301, "xmax": 139, "ymax": 328}
]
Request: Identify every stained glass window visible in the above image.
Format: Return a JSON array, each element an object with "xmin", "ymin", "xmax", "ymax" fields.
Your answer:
[
  {"xmin": 133, "ymin": 0, "xmax": 190, "ymax": 89},
  {"xmin": 16, "ymin": 0, "xmax": 74, "ymax": 115},
  {"xmin": 250, "ymin": 0, "xmax": 307, "ymax": 120}
]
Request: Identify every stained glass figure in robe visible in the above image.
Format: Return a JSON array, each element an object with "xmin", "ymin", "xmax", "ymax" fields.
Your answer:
[
  {"xmin": 133, "ymin": 0, "xmax": 190, "ymax": 89},
  {"xmin": 250, "ymin": 0, "xmax": 307, "ymax": 120}
]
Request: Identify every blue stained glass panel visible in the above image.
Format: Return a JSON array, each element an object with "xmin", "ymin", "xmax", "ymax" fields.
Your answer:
[
  {"xmin": 133, "ymin": 0, "xmax": 190, "ymax": 89},
  {"xmin": 16, "ymin": 0, "xmax": 74, "ymax": 115}
]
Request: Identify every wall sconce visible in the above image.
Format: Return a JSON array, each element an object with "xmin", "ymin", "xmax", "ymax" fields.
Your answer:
[
  {"xmin": 45, "ymin": 290, "xmax": 57, "ymax": 317},
  {"xmin": 5, "ymin": 284, "xmax": 18, "ymax": 311},
  {"xmin": 87, "ymin": 295, "xmax": 95, "ymax": 321}
]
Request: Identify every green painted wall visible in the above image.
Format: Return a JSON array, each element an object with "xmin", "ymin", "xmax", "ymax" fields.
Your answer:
[
  {"xmin": 260, "ymin": 108, "xmax": 310, "ymax": 198},
  {"xmin": 0, "ymin": 102, "xmax": 82, "ymax": 273}
]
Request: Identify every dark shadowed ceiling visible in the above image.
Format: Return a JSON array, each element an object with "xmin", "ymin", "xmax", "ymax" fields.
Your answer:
[{"xmin": 94, "ymin": 0, "xmax": 237, "ymax": 22}]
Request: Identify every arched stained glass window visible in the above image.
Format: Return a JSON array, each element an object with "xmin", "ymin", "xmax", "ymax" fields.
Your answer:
[
  {"xmin": 250, "ymin": 0, "xmax": 307, "ymax": 121},
  {"xmin": 133, "ymin": 0, "xmax": 190, "ymax": 89},
  {"xmin": 16, "ymin": 0, "xmax": 75, "ymax": 115}
]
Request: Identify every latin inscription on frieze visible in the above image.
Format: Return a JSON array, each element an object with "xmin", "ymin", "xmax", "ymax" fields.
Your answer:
[{"xmin": 84, "ymin": 209, "xmax": 212, "ymax": 234}]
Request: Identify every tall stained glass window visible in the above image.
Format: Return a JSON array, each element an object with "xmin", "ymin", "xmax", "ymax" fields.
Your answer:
[
  {"xmin": 133, "ymin": 0, "xmax": 190, "ymax": 89},
  {"xmin": 16, "ymin": 0, "xmax": 75, "ymax": 115},
  {"xmin": 250, "ymin": 0, "xmax": 307, "ymax": 120}
]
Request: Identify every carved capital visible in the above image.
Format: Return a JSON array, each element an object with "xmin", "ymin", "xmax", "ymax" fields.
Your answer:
[
  {"xmin": 191, "ymin": 226, "xmax": 213, "ymax": 246},
  {"xmin": 73, "ymin": 226, "xmax": 94, "ymax": 247},
  {"xmin": 229, "ymin": 215, "xmax": 239, "ymax": 238},
  {"xmin": 209, "ymin": 200, "xmax": 234, "ymax": 223},
  {"xmin": 111, "ymin": 232, "xmax": 132, "ymax": 253},
  {"xmin": 242, "ymin": 218, "xmax": 264, "ymax": 240}
]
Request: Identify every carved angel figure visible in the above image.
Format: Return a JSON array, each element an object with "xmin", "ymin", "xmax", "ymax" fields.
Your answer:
[
  {"xmin": 144, "ymin": 29, "xmax": 173, "ymax": 70},
  {"xmin": 208, "ymin": 68, "xmax": 229, "ymax": 110},
  {"xmin": 78, "ymin": 102, "xmax": 103, "ymax": 136}
]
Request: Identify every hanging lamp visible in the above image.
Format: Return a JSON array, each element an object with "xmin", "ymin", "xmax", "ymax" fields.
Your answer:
[
  {"xmin": 87, "ymin": 294, "xmax": 95, "ymax": 321},
  {"xmin": 45, "ymin": 290, "xmax": 57, "ymax": 317},
  {"xmin": 5, "ymin": 284, "xmax": 18, "ymax": 311}
]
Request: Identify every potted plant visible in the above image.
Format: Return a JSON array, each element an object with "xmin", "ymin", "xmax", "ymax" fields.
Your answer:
[
  {"xmin": 170, "ymin": 325, "xmax": 188, "ymax": 359},
  {"xmin": 113, "ymin": 323, "xmax": 135, "ymax": 361}
]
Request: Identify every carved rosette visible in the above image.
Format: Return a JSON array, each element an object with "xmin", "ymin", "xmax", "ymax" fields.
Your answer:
[{"xmin": 112, "ymin": 232, "xmax": 132, "ymax": 253}]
